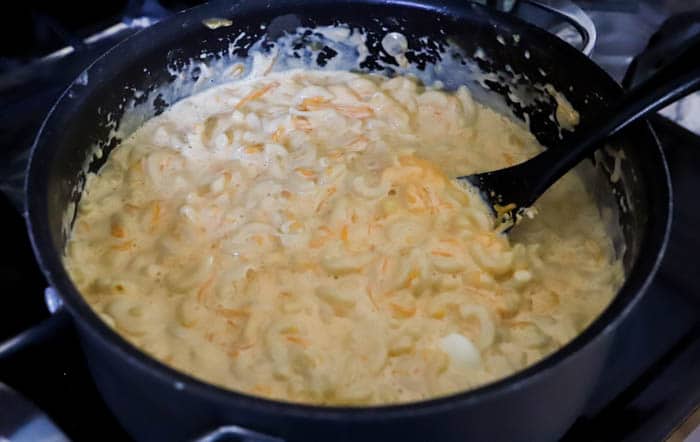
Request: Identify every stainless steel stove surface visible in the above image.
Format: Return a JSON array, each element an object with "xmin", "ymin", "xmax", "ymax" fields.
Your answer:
[{"xmin": 0, "ymin": 1, "xmax": 698, "ymax": 441}]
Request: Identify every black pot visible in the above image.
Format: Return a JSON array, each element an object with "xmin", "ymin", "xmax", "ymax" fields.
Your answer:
[{"xmin": 21, "ymin": 0, "xmax": 671, "ymax": 441}]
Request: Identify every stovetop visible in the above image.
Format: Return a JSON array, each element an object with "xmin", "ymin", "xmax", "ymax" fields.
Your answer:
[{"xmin": 0, "ymin": 1, "xmax": 699, "ymax": 441}]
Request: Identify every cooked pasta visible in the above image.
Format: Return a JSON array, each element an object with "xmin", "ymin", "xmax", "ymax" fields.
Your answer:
[{"xmin": 64, "ymin": 69, "xmax": 623, "ymax": 405}]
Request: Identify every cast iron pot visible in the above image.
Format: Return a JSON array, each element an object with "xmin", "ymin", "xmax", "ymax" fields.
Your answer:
[{"xmin": 21, "ymin": 0, "xmax": 671, "ymax": 440}]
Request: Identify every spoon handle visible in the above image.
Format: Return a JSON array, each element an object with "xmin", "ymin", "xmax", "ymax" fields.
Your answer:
[
  {"xmin": 470, "ymin": 34, "xmax": 700, "ymax": 212},
  {"xmin": 526, "ymin": 34, "xmax": 700, "ymax": 205}
]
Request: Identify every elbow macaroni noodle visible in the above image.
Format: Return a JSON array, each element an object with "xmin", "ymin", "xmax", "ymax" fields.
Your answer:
[{"xmin": 64, "ymin": 69, "xmax": 623, "ymax": 405}]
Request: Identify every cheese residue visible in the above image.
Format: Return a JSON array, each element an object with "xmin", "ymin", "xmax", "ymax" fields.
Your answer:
[{"xmin": 545, "ymin": 84, "xmax": 580, "ymax": 131}]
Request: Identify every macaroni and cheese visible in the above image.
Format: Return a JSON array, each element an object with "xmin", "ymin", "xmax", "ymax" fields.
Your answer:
[{"xmin": 64, "ymin": 70, "xmax": 623, "ymax": 405}]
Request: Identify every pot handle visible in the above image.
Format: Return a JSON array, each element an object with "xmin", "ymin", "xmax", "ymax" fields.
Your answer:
[
  {"xmin": 194, "ymin": 425, "xmax": 286, "ymax": 442},
  {"xmin": 512, "ymin": 0, "xmax": 597, "ymax": 56},
  {"xmin": 0, "ymin": 288, "xmax": 70, "ymax": 363}
]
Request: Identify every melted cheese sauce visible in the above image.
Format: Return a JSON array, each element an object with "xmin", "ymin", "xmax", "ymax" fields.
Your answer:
[{"xmin": 65, "ymin": 70, "xmax": 622, "ymax": 405}]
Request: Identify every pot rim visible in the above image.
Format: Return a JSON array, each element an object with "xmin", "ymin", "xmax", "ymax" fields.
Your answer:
[{"xmin": 24, "ymin": 0, "xmax": 673, "ymax": 422}]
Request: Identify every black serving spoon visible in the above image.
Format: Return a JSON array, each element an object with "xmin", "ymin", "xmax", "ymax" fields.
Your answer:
[{"xmin": 460, "ymin": 36, "xmax": 700, "ymax": 229}]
